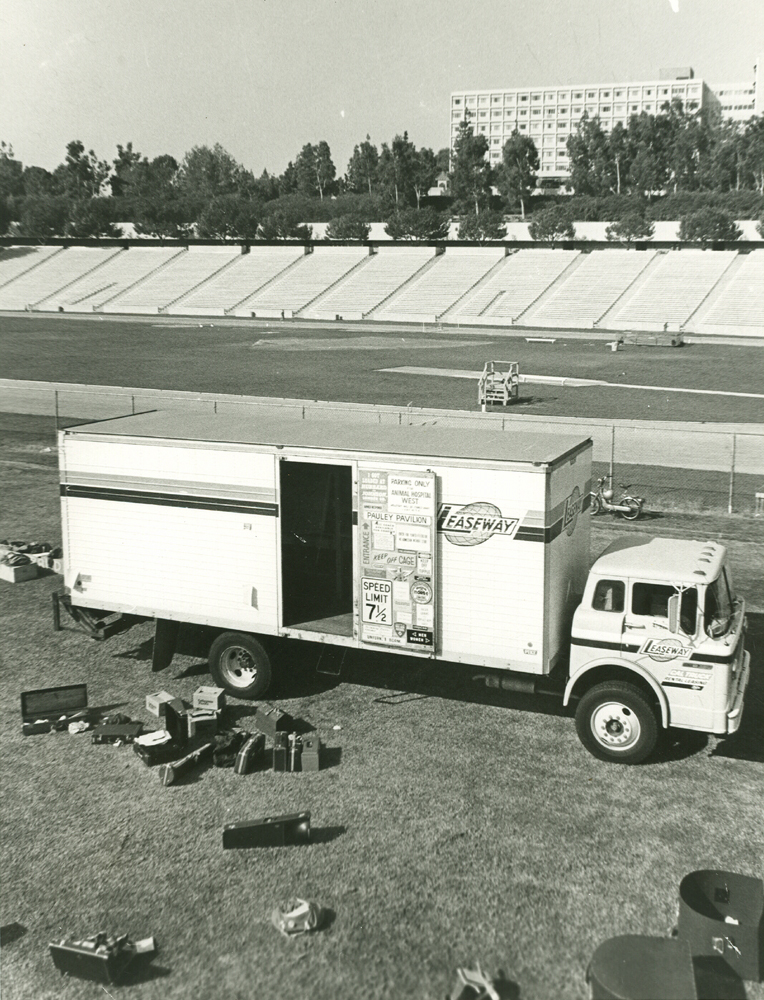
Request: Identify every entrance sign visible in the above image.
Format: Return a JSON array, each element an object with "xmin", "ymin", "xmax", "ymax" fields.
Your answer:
[{"xmin": 359, "ymin": 469, "xmax": 436, "ymax": 652}]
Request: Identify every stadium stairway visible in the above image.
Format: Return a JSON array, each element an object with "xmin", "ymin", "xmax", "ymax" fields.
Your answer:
[
  {"xmin": 689, "ymin": 250, "xmax": 764, "ymax": 337},
  {"xmin": 601, "ymin": 250, "xmax": 738, "ymax": 332},
  {"xmin": 295, "ymin": 248, "xmax": 374, "ymax": 318},
  {"xmin": 300, "ymin": 246, "xmax": 436, "ymax": 321},
  {"xmin": 511, "ymin": 251, "xmax": 586, "ymax": 324},
  {"xmin": 97, "ymin": 249, "xmax": 188, "ymax": 312},
  {"xmin": 437, "ymin": 252, "xmax": 509, "ymax": 320},
  {"xmin": 161, "ymin": 249, "xmax": 244, "ymax": 314},
  {"xmin": 0, "ymin": 247, "xmax": 64, "ymax": 298},
  {"xmin": 519, "ymin": 249, "xmax": 658, "ymax": 329},
  {"xmin": 33, "ymin": 248, "xmax": 127, "ymax": 311},
  {"xmin": 0, "ymin": 247, "xmax": 123, "ymax": 312}
]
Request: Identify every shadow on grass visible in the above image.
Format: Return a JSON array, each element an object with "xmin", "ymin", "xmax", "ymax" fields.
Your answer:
[
  {"xmin": 652, "ymin": 729, "xmax": 709, "ymax": 764},
  {"xmin": 0, "ymin": 922, "xmax": 26, "ymax": 946},
  {"xmin": 310, "ymin": 825, "xmax": 346, "ymax": 845},
  {"xmin": 120, "ymin": 961, "xmax": 172, "ymax": 986}
]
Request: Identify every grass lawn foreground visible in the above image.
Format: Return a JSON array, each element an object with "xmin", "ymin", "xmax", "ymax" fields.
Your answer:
[{"xmin": 1, "ymin": 415, "xmax": 763, "ymax": 999}]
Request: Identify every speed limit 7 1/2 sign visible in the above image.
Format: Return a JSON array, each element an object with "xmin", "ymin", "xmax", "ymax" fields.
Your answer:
[{"xmin": 362, "ymin": 579, "xmax": 392, "ymax": 624}]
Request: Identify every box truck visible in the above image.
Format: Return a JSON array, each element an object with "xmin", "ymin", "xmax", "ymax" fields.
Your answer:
[{"xmin": 57, "ymin": 410, "xmax": 750, "ymax": 763}]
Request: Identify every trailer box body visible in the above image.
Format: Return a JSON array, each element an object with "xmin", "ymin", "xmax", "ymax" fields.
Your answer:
[{"xmin": 59, "ymin": 412, "xmax": 591, "ymax": 674}]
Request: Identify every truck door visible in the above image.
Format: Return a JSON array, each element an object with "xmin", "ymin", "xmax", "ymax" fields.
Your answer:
[
  {"xmin": 357, "ymin": 468, "xmax": 437, "ymax": 655},
  {"xmin": 279, "ymin": 460, "xmax": 353, "ymax": 634}
]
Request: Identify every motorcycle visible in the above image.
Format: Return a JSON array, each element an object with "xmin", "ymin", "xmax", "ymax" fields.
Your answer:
[{"xmin": 588, "ymin": 476, "xmax": 644, "ymax": 520}]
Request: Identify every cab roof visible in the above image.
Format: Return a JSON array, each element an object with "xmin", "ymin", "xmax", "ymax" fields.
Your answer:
[
  {"xmin": 62, "ymin": 409, "xmax": 591, "ymax": 468},
  {"xmin": 592, "ymin": 536, "xmax": 726, "ymax": 584}
]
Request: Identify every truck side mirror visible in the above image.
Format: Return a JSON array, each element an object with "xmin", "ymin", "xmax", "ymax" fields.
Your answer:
[{"xmin": 667, "ymin": 594, "xmax": 680, "ymax": 634}]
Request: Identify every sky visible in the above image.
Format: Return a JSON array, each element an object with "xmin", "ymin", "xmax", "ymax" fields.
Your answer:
[{"xmin": 1, "ymin": 0, "xmax": 762, "ymax": 180}]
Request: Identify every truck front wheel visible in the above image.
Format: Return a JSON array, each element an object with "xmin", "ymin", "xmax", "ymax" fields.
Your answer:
[
  {"xmin": 575, "ymin": 681, "xmax": 659, "ymax": 764},
  {"xmin": 208, "ymin": 632, "xmax": 272, "ymax": 700}
]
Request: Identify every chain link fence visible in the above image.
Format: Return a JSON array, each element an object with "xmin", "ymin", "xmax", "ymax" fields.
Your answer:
[{"xmin": 1, "ymin": 382, "xmax": 762, "ymax": 517}]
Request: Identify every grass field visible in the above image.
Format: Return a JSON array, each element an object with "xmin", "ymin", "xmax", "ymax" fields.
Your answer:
[
  {"xmin": 1, "ymin": 414, "xmax": 763, "ymax": 1000},
  {"xmin": 2, "ymin": 314, "xmax": 764, "ymax": 424}
]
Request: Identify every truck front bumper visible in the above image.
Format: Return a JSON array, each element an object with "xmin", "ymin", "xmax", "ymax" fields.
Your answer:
[{"xmin": 726, "ymin": 651, "xmax": 750, "ymax": 735}]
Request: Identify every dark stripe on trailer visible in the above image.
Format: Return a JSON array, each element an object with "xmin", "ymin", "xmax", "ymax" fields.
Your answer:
[{"xmin": 60, "ymin": 484, "xmax": 278, "ymax": 517}]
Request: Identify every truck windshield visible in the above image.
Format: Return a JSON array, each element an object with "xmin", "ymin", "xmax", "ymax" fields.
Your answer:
[{"xmin": 704, "ymin": 570, "xmax": 735, "ymax": 638}]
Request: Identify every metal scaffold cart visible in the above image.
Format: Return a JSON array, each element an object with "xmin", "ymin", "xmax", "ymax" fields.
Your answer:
[{"xmin": 478, "ymin": 361, "xmax": 520, "ymax": 411}]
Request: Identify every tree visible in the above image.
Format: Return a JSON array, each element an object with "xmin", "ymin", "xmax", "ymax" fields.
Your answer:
[
  {"xmin": 566, "ymin": 114, "xmax": 613, "ymax": 196},
  {"xmin": 56, "ymin": 140, "xmax": 110, "ymax": 198},
  {"xmin": 18, "ymin": 195, "xmax": 68, "ymax": 237},
  {"xmin": 22, "ymin": 165, "xmax": 58, "ymax": 198},
  {"xmin": 378, "ymin": 133, "xmax": 416, "ymax": 208},
  {"xmin": 435, "ymin": 148, "xmax": 451, "ymax": 173},
  {"xmin": 450, "ymin": 119, "xmax": 491, "ymax": 214},
  {"xmin": 0, "ymin": 142, "xmax": 24, "ymax": 200},
  {"xmin": 608, "ymin": 122, "xmax": 631, "ymax": 196},
  {"xmin": 345, "ymin": 136, "xmax": 379, "ymax": 196},
  {"xmin": 757, "ymin": 216, "xmax": 764, "ymax": 239},
  {"xmin": 66, "ymin": 197, "xmax": 123, "ymax": 238},
  {"xmin": 295, "ymin": 141, "xmax": 336, "ymax": 200},
  {"xmin": 258, "ymin": 204, "xmax": 313, "ymax": 240},
  {"xmin": 197, "ymin": 195, "xmax": 262, "ymax": 238},
  {"xmin": 497, "ymin": 130, "xmax": 538, "ymax": 218},
  {"xmin": 457, "ymin": 210, "xmax": 507, "ymax": 242},
  {"xmin": 678, "ymin": 208, "xmax": 742, "ymax": 243},
  {"xmin": 133, "ymin": 196, "xmax": 195, "ymax": 238},
  {"xmin": 743, "ymin": 116, "xmax": 764, "ymax": 194},
  {"xmin": 527, "ymin": 205, "xmax": 576, "ymax": 242},
  {"xmin": 384, "ymin": 207, "xmax": 450, "ymax": 240},
  {"xmin": 605, "ymin": 211, "xmax": 655, "ymax": 243},
  {"xmin": 177, "ymin": 144, "xmax": 248, "ymax": 206},
  {"xmin": 325, "ymin": 214, "xmax": 371, "ymax": 240},
  {"xmin": 411, "ymin": 147, "xmax": 438, "ymax": 209},
  {"xmin": 109, "ymin": 142, "xmax": 144, "ymax": 198}
]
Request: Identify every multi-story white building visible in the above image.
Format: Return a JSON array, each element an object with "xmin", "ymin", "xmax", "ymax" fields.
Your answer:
[
  {"xmin": 450, "ymin": 72, "xmax": 716, "ymax": 182},
  {"xmin": 713, "ymin": 53, "xmax": 762, "ymax": 122}
]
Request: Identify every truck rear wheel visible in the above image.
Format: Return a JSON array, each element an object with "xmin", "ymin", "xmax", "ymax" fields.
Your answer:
[
  {"xmin": 208, "ymin": 632, "xmax": 272, "ymax": 700},
  {"xmin": 575, "ymin": 681, "xmax": 659, "ymax": 764}
]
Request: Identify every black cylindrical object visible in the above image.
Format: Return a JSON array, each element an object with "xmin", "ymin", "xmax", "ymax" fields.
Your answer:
[{"xmin": 678, "ymin": 869, "xmax": 764, "ymax": 982}]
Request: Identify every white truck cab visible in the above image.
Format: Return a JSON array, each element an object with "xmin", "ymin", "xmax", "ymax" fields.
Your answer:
[{"xmin": 566, "ymin": 536, "xmax": 750, "ymax": 762}]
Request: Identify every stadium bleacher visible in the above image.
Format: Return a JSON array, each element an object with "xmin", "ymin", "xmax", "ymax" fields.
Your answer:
[
  {"xmin": 169, "ymin": 245, "xmax": 306, "ymax": 315},
  {"xmin": 0, "ymin": 243, "xmax": 760, "ymax": 337},
  {"xmin": 520, "ymin": 249, "xmax": 658, "ymax": 328},
  {"xmin": 49, "ymin": 247, "xmax": 185, "ymax": 311},
  {"xmin": 604, "ymin": 249, "xmax": 738, "ymax": 330},
  {"xmin": 692, "ymin": 250, "xmax": 764, "ymax": 336},
  {"xmin": 0, "ymin": 246, "xmax": 64, "ymax": 298},
  {"xmin": 231, "ymin": 247, "xmax": 369, "ymax": 317},
  {"xmin": 0, "ymin": 247, "xmax": 125, "ymax": 311},
  {"xmin": 449, "ymin": 249, "xmax": 581, "ymax": 322},
  {"xmin": 301, "ymin": 246, "xmax": 436, "ymax": 320},
  {"xmin": 102, "ymin": 247, "xmax": 240, "ymax": 314},
  {"xmin": 373, "ymin": 247, "xmax": 505, "ymax": 322}
]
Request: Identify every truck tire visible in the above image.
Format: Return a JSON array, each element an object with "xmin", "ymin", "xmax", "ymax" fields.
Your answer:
[
  {"xmin": 575, "ymin": 681, "xmax": 659, "ymax": 764},
  {"xmin": 208, "ymin": 632, "xmax": 272, "ymax": 700}
]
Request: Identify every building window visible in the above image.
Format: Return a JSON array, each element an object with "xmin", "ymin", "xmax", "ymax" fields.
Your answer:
[
  {"xmin": 601, "ymin": 91, "xmax": 611, "ymax": 98},
  {"xmin": 531, "ymin": 123, "xmax": 541, "ymax": 132},
  {"xmin": 631, "ymin": 104, "xmax": 639, "ymax": 112},
  {"xmin": 615, "ymin": 89, "xmax": 624, "ymax": 97},
  {"xmin": 546, "ymin": 123, "xmax": 555, "ymax": 130},
  {"xmin": 479, "ymin": 95, "xmax": 488, "ymax": 105},
  {"xmin": 558, "ymin": 108, "xmax": 568, "ymax": 115},
  {"xmin": 601, "ymin": 106, "xmax": 611, "ymax": 113},
  {"xmin": 573, "ymin": 106, "xmax": 582, "ymax": 114},
  {"xmin": 644, "ymin": 103, "xmax": 653, "ymax": 112},
  {"xmin": 492, "ymin": 110, "xmax": 502, "ymax": 117},
  {"xmin": 520, "ymin": 94, "xmax": 528, "ymax": 102},
  {"xmin": 519, "ymin": 124, "xmax": 527, "ymax": 130},
  {"xmin": 466, "ymin": 97, "xmax": 476, "ymax": 106},
  {"xmin": 573, "ymin": 91, "xmax": 583, "ymax": 98},
  {"xmin": 545, "ymin": 92, "xmax": 556, "ymax": 100},
  {"xmin": 645, "ymin": 89, "xmax": 653, "ymax": 96},
  {"xmin": 479, "ymin": 125, "xmax": 487, "ymax": 133},
  {"xmin": 519, "ymin": 109, "xmax": 527, "ymax": 116},
  {"xmin": 491, "ymin": 123, "xmax": 501, "ymax": 132},
  {"xmin": 505, "ymin": 94, "xmax": 515, "ymax": 103},
  {"xmin": 660, "ymin": 88, "xmax": 669, "ymax": 96},
  {"xmin": 687, "ymin": 101, "xmax": 699, "ymax": 110},
  {"xmin": 532, "ymin": 109, "xmax": 541, "ymax": 116},
  {"xmin": 479, "ymin": 111, "xmax": 487, "ymax": 118},
  {"xmin": 453, "ymin": 98, "xmax": 462, "ymax": 105},
  {"xmin": 492, "ymin": 95, "xmax": 502, "ymax": 103},
  {"xmin": 492, "ymin": 137, "xmax": 500, "ymax": 144},
  {"xmin": 532, "ymin": 93, "xmax": 541, "ymax": 101},
  {"xmin": 586, "ymin": 105, "xmax": 597, "ymax": 114}
]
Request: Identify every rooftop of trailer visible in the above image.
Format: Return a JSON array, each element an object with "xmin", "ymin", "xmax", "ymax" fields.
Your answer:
[{"xmin": 63, "ymin": 409, "xmax": 590, "ymax": 467}]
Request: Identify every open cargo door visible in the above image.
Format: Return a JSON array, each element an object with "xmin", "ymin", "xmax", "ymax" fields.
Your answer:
[{"xmin": 358, "ymin": 468, "xmax": 436, "ymax": 654}]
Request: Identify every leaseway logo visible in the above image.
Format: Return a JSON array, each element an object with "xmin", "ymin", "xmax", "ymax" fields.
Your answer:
[
  {"xmin": 640, "ymin": 638, "xmax": 693, "ymax": 662},
  {"xmin": 563, "ymin": 486, "xmax": 582, "ymax": 536},
  {"xmin": 437, "ymin": 502, "xmax": 521, "ymax": 547}
]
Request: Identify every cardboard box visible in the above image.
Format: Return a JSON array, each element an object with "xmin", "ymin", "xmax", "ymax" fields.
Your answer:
[
  {"xmin": 0, "ymin": 561, "xmax": 38, "ymax": 584},
  {"xmin": 145, "ymin": 690, "xmax": 175, "ymax": 717},
  {"xmin": 193, "ymin": 686, "xmax": 226, "ymax": 712},
  {"xmin": 186, "ymin": 709, "xmax": 219, "ymax": 738}
]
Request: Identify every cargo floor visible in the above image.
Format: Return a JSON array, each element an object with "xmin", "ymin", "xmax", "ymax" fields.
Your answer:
[{"xmin": 290, "ymin": 612, "xmax": 353, "ymax": 636}]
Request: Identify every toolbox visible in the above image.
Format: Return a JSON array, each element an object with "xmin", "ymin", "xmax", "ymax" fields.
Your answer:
[
  {"xmin": 21, "ymin": 684, "xmax": 88, "ymax": 736},
  {"xmin": 132, "ymin": 730, "xmax": 182, "ymax": 766},
  {"xmin": 49, "ymin": 933, "xmax": 156, "ymax": 985},
  {"xmin": 91, "ymin": 722, "xmax": 144, "ymax": 745},
  {"xmin": 254, "ymin": 705, "xmax": 294, "ymax": 739}
]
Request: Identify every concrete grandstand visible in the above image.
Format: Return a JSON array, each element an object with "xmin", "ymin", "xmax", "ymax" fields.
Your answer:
[{"xmin": 0, "ymin": 242, "xmax": 762, "ymax": 338}]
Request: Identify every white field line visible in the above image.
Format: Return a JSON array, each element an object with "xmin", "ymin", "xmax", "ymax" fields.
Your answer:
[{"xmin": 379, "ymin": 367, "xmax": 764, "ymax": 400}]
